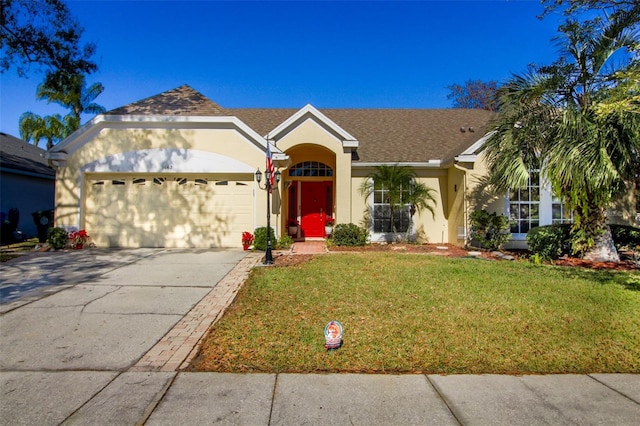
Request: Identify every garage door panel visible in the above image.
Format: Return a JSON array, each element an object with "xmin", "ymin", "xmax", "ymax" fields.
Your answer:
[{"xmin": 85, "ymin": 176, "xmax": 254, "ymax": 248}]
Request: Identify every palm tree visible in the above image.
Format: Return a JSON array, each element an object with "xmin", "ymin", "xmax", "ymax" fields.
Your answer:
[
  {"xmin": 359, "ymin": 164, "xmax": 437, "ymax": 241},
  {"xmin": 18, "ymin": 73, "xmax": 104, "ymax": 149},
  {"xmin": 404, "ymin": 180, "xmax": 437, "ymax": 241},
  {"xmin": 482, "ymin": 16, "xmax": 639, "ymax": 261},
  {"xmin": 19, "ymin": 112, "xmax": 68, "ymax": 150},
  {"xmin": 37, "ymin": 73, "xmax": 105, "ymax": 126}
]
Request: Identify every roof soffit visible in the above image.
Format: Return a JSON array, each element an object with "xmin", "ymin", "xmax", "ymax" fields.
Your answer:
[{"xmin": 454, "ymin": 131, "xmax": 494, "ymax": 163}]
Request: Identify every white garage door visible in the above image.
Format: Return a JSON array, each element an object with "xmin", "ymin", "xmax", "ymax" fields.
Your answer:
[{"xmin": 84, "ymin": 175, "xmax": 254, "ymax": 248}]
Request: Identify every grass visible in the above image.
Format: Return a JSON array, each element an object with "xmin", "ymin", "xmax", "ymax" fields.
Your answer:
[
  {"xmin": 0, "ymin": 238, "xmax": 40, "ymax": 262},
  {"xmin": 190, "ymin": 253, "xmax": 640, "ymax": 374}
]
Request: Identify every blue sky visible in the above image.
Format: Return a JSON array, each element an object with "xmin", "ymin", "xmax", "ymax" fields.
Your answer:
[{"xmin": 0, "ymin": 0, "xmax": 564, "ymax": 140}]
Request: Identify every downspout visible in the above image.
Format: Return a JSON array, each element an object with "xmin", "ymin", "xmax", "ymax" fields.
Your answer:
[{"xmin": 453, "ymin": 162, "xmax": 469, "ymax": 247}]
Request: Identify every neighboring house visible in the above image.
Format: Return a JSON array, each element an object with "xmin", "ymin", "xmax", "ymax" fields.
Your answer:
[
  {"xmin": 0, "ymin": 132, "xmax": 56, "ymax": 238},
  {"xmin": 46, "ymin": 85, "xmax": 638, "ymax": 248}
]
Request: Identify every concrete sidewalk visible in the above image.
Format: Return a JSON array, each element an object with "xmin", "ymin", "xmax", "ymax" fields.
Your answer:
[{"xmin": 1, "ymin": 248, "xmax": 639, "ymax": 425}]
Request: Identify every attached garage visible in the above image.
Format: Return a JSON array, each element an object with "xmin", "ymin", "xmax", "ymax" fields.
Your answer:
[
  {"xmin": 46, "ymin": 86, "xmax": 292, "ymax": 248},
  {"xmin": 84, "ymin": 174, "xmax": 254, "ymax": 248}
]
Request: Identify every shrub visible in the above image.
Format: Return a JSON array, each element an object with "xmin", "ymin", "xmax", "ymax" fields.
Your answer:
[
  {"xmin": 332, "ymin": 223, "xmax": 368, "ymax": 246},
  {"xmin": 47, "ymin": 227, "xmax": 69, "ymax": 250},
  {"xmin": 253, "ymin": 226, "xmax": 277, "ymax": 251},
  {"xmin": 526, "ymin": 224, "xmax": 572, "ymax": 261},
  {"xmin": 469, "ymin": 210, "xmax": 511, "ymax": 251},
  {"xmin": 277, "ymin": 234, "xmax": 294, "ymax": 250},
  {"xmin": 610, "ymin": 224, "xmax": 640, "ymax": 251}
]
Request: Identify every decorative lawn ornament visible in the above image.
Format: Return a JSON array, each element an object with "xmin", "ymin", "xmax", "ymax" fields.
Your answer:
[{"xmin": 324, "ymin": 320, "xmax": 343, "ymax": 350}]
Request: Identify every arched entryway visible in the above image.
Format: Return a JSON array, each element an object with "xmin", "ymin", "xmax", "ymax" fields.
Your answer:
[{"xmin": 285, "ymin": 155, "xmax": 335, "ymax": 239}]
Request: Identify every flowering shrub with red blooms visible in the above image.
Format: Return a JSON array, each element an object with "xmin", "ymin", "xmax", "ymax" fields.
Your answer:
[
  {"xmin": 325, "ymin": 218, "xmax": 335, "ymax": 226},
  {"xmin": 241, "ymin": 232, "xmax": 254, "ymax": 246},
  {"xmin": 69, "ymin": 229, "xmax": 90, "ymax": 248}
]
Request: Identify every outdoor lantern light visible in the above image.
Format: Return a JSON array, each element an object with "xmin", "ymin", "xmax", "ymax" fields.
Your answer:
[{"xmin": 255, "ymin": 167, "xmax": 281, "ymax": 264}]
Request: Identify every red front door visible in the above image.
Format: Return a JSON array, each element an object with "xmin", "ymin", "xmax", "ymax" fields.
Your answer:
[{"xmin": 300, "ymin": 181, "xmax": 332, "ymax": 238}]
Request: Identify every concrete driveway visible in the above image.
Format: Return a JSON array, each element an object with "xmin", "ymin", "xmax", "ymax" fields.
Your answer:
[{"xmin": 0, "ymin": 248, "xmax": 256, "ymax": 424}]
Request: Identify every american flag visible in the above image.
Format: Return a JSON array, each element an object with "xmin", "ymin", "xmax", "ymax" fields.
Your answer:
[{"xmin": 266, "ymin": 140, "xmax": 275, "ymax": 190}]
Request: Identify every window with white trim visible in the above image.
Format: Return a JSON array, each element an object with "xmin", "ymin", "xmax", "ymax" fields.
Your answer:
[
  {"xmin": 508, "ymin": 171, "xmax": 540, "ymax": 234},
  {"xmin": 503, "ymin": 171, "xmax": 579, "ymax": 240},
  {"xmin": 372, "ymin": 180, "xmax": 411, "ymax": 233}
]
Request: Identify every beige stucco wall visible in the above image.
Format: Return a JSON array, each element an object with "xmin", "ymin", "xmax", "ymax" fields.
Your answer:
[
  {"xmin": 608, "ymin": 180, "xmax": 639, "ymax": 226},
  {"xmin": 464, "ymin": 154, "xmax": 504, "ymax": 216},
  {"xmin": 416, "ymin": 172, "xmax": 449, "ymax": 244},
  {"xmin": 448, "ymin": 157, "xmax": 506, "ymax": 247},
  {"xmin": 275, "ymin": 118, "xmax": 354, "ymax": 228},
  {"xmin": 447, "ymin": 166, "xmax": 466, "ymax": 245},
  {"xmin": 350, "ymin": 175, "xmax": 369, "ymax": 228},
  {"xmin": 55, "ymin": 125, "xmax": 268, "ymax": 247},
  {"xmin": 349, "ymin": 168, "xmax": 455, "ymax": 245}
]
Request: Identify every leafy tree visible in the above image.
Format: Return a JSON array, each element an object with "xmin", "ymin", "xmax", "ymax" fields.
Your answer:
[
  {"xmin": 0, "ymin": 0, "xmax": 97, "ymax": 78},
  {"xmin": 359, "ymin": 164, "xmax": 437, "ymax": 241},
  {"xmin": 447, "ymin": 80, "xmax": 499, "ymax": 111},
  {"xmin": 3, "ymin": 1, "xmax": 102, "ymax": 147},
  {"xmin": 539, "ymin": 0, "xmax": 639, "ymax": 29},
  {"xmin": 482, "ymin": 15, "xmax": 639, "ymax": 261}
]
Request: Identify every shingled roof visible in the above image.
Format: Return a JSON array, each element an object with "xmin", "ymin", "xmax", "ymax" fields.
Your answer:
[
  {"xmin": 0, "ymin": 133, "xmax": 55, "ymax": 178},
  {"xmin": 106, "ymin": 85, "xmax": 226, "ymax": 116},
  {"xmin": 106, "ymin": 85, "xmax": 492, "ymax": 164},
  {"xmin": 227, "ymin": 108, "xmax": 491, "ymax": 163}
]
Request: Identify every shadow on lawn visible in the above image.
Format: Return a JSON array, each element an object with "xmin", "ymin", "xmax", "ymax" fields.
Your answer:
[{"xmin": 557, "ymin": 266, "xmax": 640, "ymax": 292}]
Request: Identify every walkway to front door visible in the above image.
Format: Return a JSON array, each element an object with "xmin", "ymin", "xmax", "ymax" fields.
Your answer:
[{"xmin": 291, "ymin": 241, "xmax": 326, "ymax": 254}]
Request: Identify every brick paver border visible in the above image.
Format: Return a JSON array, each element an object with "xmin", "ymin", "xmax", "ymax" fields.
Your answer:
[{"xmin": 130, "ymin": 253, "xmax": 262, "ymax": 372}]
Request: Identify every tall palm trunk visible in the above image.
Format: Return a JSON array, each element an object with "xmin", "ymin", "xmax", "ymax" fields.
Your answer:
[{"xmin": 572, "ymin": 198, "xmax": 619, "ymax": 262}]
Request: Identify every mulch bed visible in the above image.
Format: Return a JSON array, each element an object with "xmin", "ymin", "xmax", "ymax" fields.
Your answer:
[
  {"xmin": 270, "ymin": 243, "xmax": 639, "ymax": 272},
  {"xmin": 553, "ymin": 256, "xmax": 639, "ymax": 271}
]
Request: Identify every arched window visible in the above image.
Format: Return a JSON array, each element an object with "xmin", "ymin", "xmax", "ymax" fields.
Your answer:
[{"xmin": 288, "ymin": 161, "xmax": 333, "ymax": 177}]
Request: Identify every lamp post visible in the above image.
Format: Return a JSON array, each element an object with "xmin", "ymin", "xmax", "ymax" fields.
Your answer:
[{"xmin": 255, "ymin": 168, "xmax": 281, "ymax": 264}]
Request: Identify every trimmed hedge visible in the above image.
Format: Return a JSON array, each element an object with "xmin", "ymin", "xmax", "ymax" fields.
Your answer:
[
  {"xmin": 332, "ymin": 223, "xmax": 368, "ymax": 247},
  {"xmin": 610, "ymin": 224, "xmax": 640, "ymax": 250},
  {"xmin": 526, "ymin": 224, "xmax": 572, "ymax": 261},
  {"xmin": 469, "ymin": 210, "xmax": 511, "ymax": 251},
  {"xmin": 253, "ymin": 226, "xmax": 277, "ymax": 251},
  {"xmin": 47, "ymin": 227, "xmax": 69, "ymax": 250},
  {"xmin": 526, "ymin": 223, "xmax": 640, "ymax": 260}
]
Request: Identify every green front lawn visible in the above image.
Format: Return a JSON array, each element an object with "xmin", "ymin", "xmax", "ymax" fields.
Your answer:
[{"xmin": 190, "ymin": 253, "xmax": 640, "ymax": 374}]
